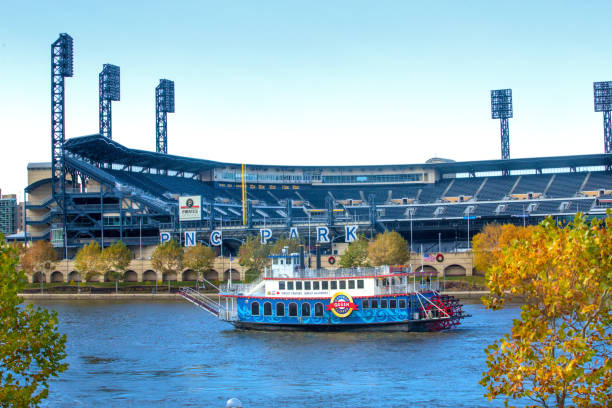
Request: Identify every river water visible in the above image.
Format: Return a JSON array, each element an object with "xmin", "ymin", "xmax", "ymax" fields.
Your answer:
[{"xmin": 31, "ymin": 299, "xmax": 521, "ymax": 407}]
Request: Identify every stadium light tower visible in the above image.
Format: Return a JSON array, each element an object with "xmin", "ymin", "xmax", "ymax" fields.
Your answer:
[
  {"xmin": 593, "ymin": 81, "xmax": 612, "ymax": 153},
  {"xmin": 51, "ymin": 33, "xmax": 73, "ymax": 201},
  {"xmin": 491, "ymin": 89, "xmax": 513, "ymax": 160},
  {"xmin": 155, "ymin": 79, "xmax": 175, "ymax": 154},
  {"xmin": 99, "ymin": 64, "xmax": 120, "ymax": 139}
]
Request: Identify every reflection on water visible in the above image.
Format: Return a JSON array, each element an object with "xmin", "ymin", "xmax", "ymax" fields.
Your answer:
[{"xmin": 31, "ymin": 299, "xmax": 520, "ymax": 407}]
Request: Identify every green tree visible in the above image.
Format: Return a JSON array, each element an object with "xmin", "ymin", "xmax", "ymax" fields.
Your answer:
[
  {"xmin": 269, "ymin": 235, "xmax": 301, "ymax": 255},
  {"xmin": 339, "ymin": 234, "xmax": 370, "ymax": 268},
  {"xmin": 183, "ymin": 243, "xmax": 216, "ymax": 283},
  {"xmin": 100, "ymin": 241, "xmax": 132, "ymax": 293},
  {"xmin": 481, "ymin": 214, "xmax": 611, "ymax": 408},
  {"xmin": 74, "ymin": 241, "xmax": 102, "ymax": 282},
  {"xmin": 367, "ymin": 231, "xmax": 410, "ymax": 266},
  {"xmin": 151, "ymin": 240, "xmax": 183, "ymax": 291},
  {"xmin": 21, "ymin": 240, "xmax": 57, "ymax": 285},
  {"xmin": 238, "ymin": 235, "xmax": 270, "ymax": 282},
  {"xmin": 0, "ymin": 235, "xmax": 68, "ymax": 406}
]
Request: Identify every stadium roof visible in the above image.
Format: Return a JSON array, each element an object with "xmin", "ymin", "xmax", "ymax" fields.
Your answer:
[{"xmin": 64, "ymin": 134, "xmax": 612, "ymax": 175}]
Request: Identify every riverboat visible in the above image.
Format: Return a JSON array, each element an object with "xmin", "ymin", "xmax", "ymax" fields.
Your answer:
[{"xmin": 178, "ymin": 251, "xmax": 468, "ymax": 332}]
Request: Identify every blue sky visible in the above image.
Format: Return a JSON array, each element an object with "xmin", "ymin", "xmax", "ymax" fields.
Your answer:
[{"xmin": 1, "ymin": 1, "xmax": 612, "ymax": 196}]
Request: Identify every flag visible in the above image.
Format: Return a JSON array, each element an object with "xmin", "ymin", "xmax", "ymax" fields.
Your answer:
[{"xmin": 424, "ymin": 253, "xmax": 435, "ymax": 262}]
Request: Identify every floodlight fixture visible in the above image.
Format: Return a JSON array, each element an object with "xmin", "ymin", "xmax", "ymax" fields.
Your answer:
[
  {"xmin": 156, "ymin": 79, "xmax": 175, "ymax": 154},
  {"xmin": 491, "ymin": 88, "xmax": 513, "ymax": 160},
  {"xmin": 99, "ymin": 64, "xmax": 120, "ymax": 139},
  {"xmin": 594, "ymin": 81, "xmax": 612, "ymax": 153}
]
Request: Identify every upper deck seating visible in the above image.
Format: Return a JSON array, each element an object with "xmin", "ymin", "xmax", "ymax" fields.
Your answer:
[
  {"xmin": 444, "ymin": 178, "xmax": 482, "ymax": 198},
  {"xmin": 418, "ymin": 179, "xmax": 452, "ymax": 203},
  {"xmin": 477, "ymin": 176, "xmax": 517, "ymax": 201},
  {"xmin": 513, "ymin": 174, "xmax": 552, "ymax": 194},
  {"xmin": 583, "ymin": 172, "xmax": 612, "ymax": 191},
  {"xmin": 546, "ymin": 173, "xmax": 585, "ymax": 198}
]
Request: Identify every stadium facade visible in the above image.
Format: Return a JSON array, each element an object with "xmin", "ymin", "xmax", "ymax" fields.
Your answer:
[{"xmin": 25, "ymin": 134, "xmax": 612, "ymax": 261}]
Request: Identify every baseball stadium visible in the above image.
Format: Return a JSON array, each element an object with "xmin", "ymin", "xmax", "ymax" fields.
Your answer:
[{"xmin": 23, "ymin": 34, "xmax": 612, "ymax": 284}]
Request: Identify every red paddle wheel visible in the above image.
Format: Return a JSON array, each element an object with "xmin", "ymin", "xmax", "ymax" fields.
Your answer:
[{"xmin": 418, "ymin": 294, "xmax": 465, "ymax": 332}]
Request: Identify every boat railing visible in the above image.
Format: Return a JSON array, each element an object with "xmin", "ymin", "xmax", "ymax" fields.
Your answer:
[
  {"xmin": 220, "ymin": 276, "xmax": 264, "ymax": 296},
  {"xmin": 267, "ymin": 266, "xmax": 390, "ymax": 279},
  {"xmin": 374, "ymin": 280, "xmax": 440, "ymax": 295}
]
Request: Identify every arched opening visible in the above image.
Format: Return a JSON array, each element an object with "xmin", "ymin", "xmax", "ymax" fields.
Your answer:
[
  {"xmin": 263, "ymin": 302, "xmax": 272, "ymax": 316},
  {"xmin": 223, "ymin": 269, "xmax": 240, "ymax": 281},
  {"xmin": 163, "ymin": 271, "xmax": 177, "ymax": 281},
  {"xmin": 182, "ymin": 269, "xmax": 197, "ymax": 281},
  {"xmin": 276, "ymin": 302, "xmax": 285, "ymax": 317},
  {"xmin": 314, "ymin": 302, "xmax": 324, "ymax": 317},
  {"xmin": 87, "ymin": 273, "xmax": 102, "ymax": 283},
  {"xmin": 301, "ymin": 303, "xmax": 311, "ymax": 317},
  {"xmin": 251, "ymin": 301, "xmax": 260, "ymax": 316},
  {"xmin": 444, "ymin": 264, "xmax": 467, "ymax": 277},
  {"xmin": 416, "ymin": 265, "xmax": 439, "ymax": 275},
  {"xmin": 32, "ymin": 272, "xmax": 46, "ymax": 283},
  {"xmin": 50, "ymin": 271, "xmax": 64, "ymax": 283},
  {"xmin": 124, "ymin": 270, "xmax": 138, "ymax": 282},
  {"xmin": 68, "ymin": 271, "xmax": 82, "ymax": 282},
  {"xmin": 104, "ymin": 271, "xmax": 117, "ymax": 282},
  {"xmin": 289, "ymin": 302, "xmax": 298, "ymax": 317},
  {"xmin": 205, "ymin": 269, "xmax": 219, "ymax": 281},
  {"xmin": 143, "ymin": 270, "xmax": 157, "ymax": 282}
]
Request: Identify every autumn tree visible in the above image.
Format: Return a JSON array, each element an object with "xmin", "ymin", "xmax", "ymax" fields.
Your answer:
[
  {"xmin": 0, "ymin": 235, "xmax": 68, "ymax": 406},
  {"xmin": 21, "ymin": 240, "xmax": 57, "ymax": 282},
  {"xmin": 74, "ymin": 241, "xmax": 103, "ymax": 282},
  {"xmin": 367, "ymin": 231, "xmax": 410, "ymax": 266},
  {"xmin": 472, "ymin": 223, "xmax": 535, "ymax": 273},
  {"xmin": 238, "ymin": 235, "xmax": 270, "ymax": 282},
  {"xmin": 151, "ymin": 240, "xmax": 183, "ymax": 290},
  {"xmin": 481, "ymin": 214, "xmax": 611, "ymax": 407},
  {"xmin": 339, "ymin": 234, "xmax": 370, "ymax": 268},
  {"xmin": 269, "ymin": 235, "xmax": 301, "ymax": 255},
  {"xmin": 100, "ymin": 241, "xmax": 132, "ymax": 293},
  {"xmin": 183, "ymin": 243, "xmax": 216, "ymax": 283}
]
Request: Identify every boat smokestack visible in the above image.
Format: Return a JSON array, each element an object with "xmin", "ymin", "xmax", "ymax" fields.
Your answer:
[
  {"xmin": 299, "ymin": 245, "xmax": 305, "ymax": 269},
  {"xmin": 316, "ymin": 244, "xmax": 321, "ymax": 269}
]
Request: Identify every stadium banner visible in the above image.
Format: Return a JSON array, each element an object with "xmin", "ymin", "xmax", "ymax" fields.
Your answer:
[
  {"xmin": 289, "ymin": 227, "xmax": 299, "ymax": 239},
  {"xmin": 160, "ymin": 231, "xmax": 172, "ymax": 244},
  {"xmin": 179, "ymin": 196, "xmax": 201, "ymax": 221},
  {"xmin": 260, "ymin": 228, "xmax": 272, "ymax": 244},
  {"xmin": 210, "ymin": 230, "xmax": 222, "ymax": 246},
  {"xmin": 184, "ymin": 231, "xmax": 196, "ymax": 247},
  {"xmin": 345, "ymin": 225, "xmax": 358, "ymax": 242},
  {"xmin": 317, "ymin": 227, "xmax": 330, "ymax": 243}
]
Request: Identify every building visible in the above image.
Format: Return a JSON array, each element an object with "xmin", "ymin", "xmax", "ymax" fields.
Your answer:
[{"xmin": 0, "ymin": 194, "xmax": 18, "ymax": 235}]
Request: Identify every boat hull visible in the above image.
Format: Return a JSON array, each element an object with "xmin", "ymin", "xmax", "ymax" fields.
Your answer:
[{"xmin": 230, "ymin": 318, "xmax": 449, "ymax": 332}]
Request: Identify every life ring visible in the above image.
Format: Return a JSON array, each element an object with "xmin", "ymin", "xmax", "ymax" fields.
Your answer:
[
  {"xmin": 328, "ymin": 256, "xmax": 336, "ymax": 265},
  {"xmin": 436, "ymin": 253, "xmax": 444, "ymax": 263}
]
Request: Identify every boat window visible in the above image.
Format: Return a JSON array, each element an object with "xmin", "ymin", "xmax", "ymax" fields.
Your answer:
[
  {"xmin": 278, "ymin": 281, "xmax": 285, "ymax": 290},
  {"xmin": 330, "ymin": 281, "xmax": 338, "ymax": 290},
  {"xmin": 362, "ymin": 299, "xmax": 369, "ymax": 309},
  {"xmin": 371, "ymin": 299, "xmax": 379, "ymax": 309},
  {"xmin": 381, "ymin": 299, "xmax": 388, "ymax": 308},
  {"xmin": 276, "ymin": 303, "xmax": 285, "ymax": 317},
  {"xmin": 313, "ymin": 281, "xmax": 320, "ymax": 290},
  {"xmin": 348, "ymin": 280, "xmax": 355, "ymax": 289},
  {"xmin": 301, "ymin": 303, "xmax": 311, "ymax": 317},
  {"xmin": 390, "ymin": 299, "xmax": 397, "ymax": 308},
  {"xmin": 263, "ymin": 302, "xmax": 272, "ymax": 316},
  {"xmin": 304, "ymin": 281, "xmax": 311, "ymax": 290},
  {"xmin": 287, "ymin": 281, "xmax": 294, "ymax": 290},
  {"xmin": 289, "ymin": 303, "xmax": 298, "ymax": 317},
  {"xmin": 357, "ymin": 280, "xmax": 364, "ymax": 289},
  {"xmin": 251, "ymin": 301, "xmax": 260, "ymax": 316},
  {"xmin": 399, "ymin": 299, "xmax": 406, "ymax": 309},
  {"xmin": 314, "ymin": 302, "xmax": 324, "ymax": 317},
  {"xmin": 296, "ymin": 281, "xmax": 303, "ymax": 290},
  {"xmin": 322, "ymin": 281, "xmax": 328, "ymax": 290},
  {"xmin": 339, "ymin": 280, "xmax": 346, "ymax": 290}
]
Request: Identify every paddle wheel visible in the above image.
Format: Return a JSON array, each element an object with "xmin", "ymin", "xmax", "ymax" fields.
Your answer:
[{"xmin": 419, "ymin": 294, "xmax": 466, "ymax": 332}]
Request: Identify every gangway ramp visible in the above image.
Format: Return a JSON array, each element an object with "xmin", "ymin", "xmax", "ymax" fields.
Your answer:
[{"xmin": 178, "ymin": 287, "xmax": 221, "ymax": 317}]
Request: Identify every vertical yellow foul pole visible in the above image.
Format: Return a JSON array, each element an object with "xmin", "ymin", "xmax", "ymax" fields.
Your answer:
[{"xmin": 241, "ymin": 164, "xmax": 246, "ymax": 225}]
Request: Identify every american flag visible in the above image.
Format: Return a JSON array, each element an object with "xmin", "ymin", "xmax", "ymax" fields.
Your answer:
[{"xmin": 423, "ymin": 253, "xmax": 435, "ymax": 262}]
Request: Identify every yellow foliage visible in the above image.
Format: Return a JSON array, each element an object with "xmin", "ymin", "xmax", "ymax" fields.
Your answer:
[
  {"xmin": 472, "ymin": 223, "xmax": 535, "ymax": 273},
  {"xmin": 367, "ymin": 231, "xmax": 410, "ymax": 266}
]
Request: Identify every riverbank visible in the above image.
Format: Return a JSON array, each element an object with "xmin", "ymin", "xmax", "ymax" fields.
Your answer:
[{"xmin": 20, "ymin": 291, "xmax": 491, "ymax": 301}]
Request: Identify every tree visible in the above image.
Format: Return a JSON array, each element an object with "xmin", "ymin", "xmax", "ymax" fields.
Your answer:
[
  {"xmin": 480, "ymin": 214, "xmax": 611, "ymax": 408},
  {"xmin": 21, "ymin": 240, "xmax": 57, "ymax": 283},
  {"xmin": 238, "ymin": 235, "xmax": 270, "ymax": 282},
  {"xmin": 0, "ymin": 235, "xmax": 68, "ymax": 406},
  {"xmin": 151, "ymin": 240, "xmax": 183, "ymax": 291},
  {"xmin": 100, "ymin": 241, "xmax": 132, "ymax": 293},
  {"xmin": 367, "ymin": 231, "xmax": 410, "ymax": 266},
  {"xmin": 269, "ymin": 235, "xmax": 301, "ymax": 255},
  {"xmin": 472, "ymin": 223, "xmax": 535, "ymax": 273},
  {"xmin": 74, "ymin": 241, "xmax": 102, "ymax": 282},
  {"xmin": 339, "ymin": 234, "xmax": 371, "ymax": 268},
  {"xmin": 183, "ymin": 243, "xmax": 216, "ymax": 283}
]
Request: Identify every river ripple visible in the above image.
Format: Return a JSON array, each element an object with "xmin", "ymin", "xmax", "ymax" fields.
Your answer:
[{"xmin": 29, "ymin": 299, "xmax": 521, "ymax": 407}]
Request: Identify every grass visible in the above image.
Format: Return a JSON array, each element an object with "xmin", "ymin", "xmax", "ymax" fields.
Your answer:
[{"xmin": 442, "ymin": 275, "xmax": 487, "ymax": 286}]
